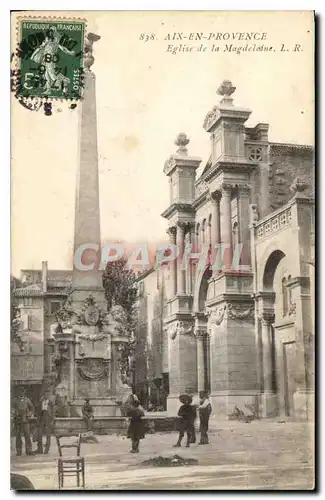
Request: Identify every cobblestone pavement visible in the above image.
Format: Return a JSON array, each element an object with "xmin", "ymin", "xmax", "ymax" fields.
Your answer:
[{"xmin": 10, "ymin": 421, "xmax": 315, "ymax": 490}]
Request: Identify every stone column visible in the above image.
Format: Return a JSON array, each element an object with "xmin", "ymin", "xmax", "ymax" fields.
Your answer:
[
  {"xmin": 209, "ymin": 190, "xmax": 221, "ymax": 266},
  {"xmin": 176, "ymin": 223, "xmax": 186, "ymax": 294},
  {"xmin": 220, "ymin": 183, "xmax": 233, "ymax": 269},
  {"xmin": 260, "ymin": 314, "xmax": 277, "ymax": 417},
  {"xmin": 237, "ymin": 184, "xmax": 251, "ymax": 268},
  {"xmin": 261, "ymin": 315, "xmax": 273, "ymax": 392},
  {"xmin": 196, "ymin": 329, "xmax": 206, "ymax": 394},
  {"xmin": 187, "ymin": 223, "xmax": 195, "ymax": 295},
  {"xmin": 167, "ymin": 226, "xmax": 177, "ymax": 297}
]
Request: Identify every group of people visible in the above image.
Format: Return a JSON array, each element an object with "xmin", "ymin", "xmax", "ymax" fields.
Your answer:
[
  {"xmin": 11, "ymin": 389, "xmax": 54, "ymax": 456},
  {"xmin": 125, "ymin": 390, "xmax": 212, "ymax": 453},
  {"xmin": 12, "ymin": 389, "xmax": 212, "ymax": 456},
  {"xmin": 11, "ymin": 390, "xmax": 95, "ymax": 456}
]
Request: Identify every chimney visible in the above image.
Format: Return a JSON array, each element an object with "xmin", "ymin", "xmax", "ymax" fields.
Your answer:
[{"xmin": 42, "ymin": 261, "xmax": 48, "ymax": 293}]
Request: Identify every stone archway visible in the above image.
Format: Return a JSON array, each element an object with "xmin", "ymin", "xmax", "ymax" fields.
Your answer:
[{"xmin": 259, "ymin": 248, "xmax": 298, "ymax": 418}]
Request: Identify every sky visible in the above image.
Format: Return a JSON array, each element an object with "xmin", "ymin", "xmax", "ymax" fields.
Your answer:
[{"xmin": 11, "ymin": 10, "xmax": 314, "ymax": 276}]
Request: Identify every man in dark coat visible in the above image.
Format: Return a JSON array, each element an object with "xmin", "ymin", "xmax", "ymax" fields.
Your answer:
[
  {"xmin": 12, "ymin": 390, "xmax": 34, "ymax": 456},
  {"xmin": 35, "ymin": 390, "xmax": 54, "ymax": 454},
  {"xmin": 198, "ymin": 391, "xmax": 212, "ymax": 445},
  {"xmin": 82, "ymin": 398, "xmax": 94, "ymax": 431},
  {"xmin": 174, "ymin": 395, "xmax": 197, "ymax": 448},
  {"xmin": 126, "ymin": 395, "xmax": 145, "ymax": 453}
]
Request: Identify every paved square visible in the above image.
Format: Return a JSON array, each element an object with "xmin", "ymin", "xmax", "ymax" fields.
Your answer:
[{"xmin": 11, "ymin": 421, "xmax": 315, "ymax": 490}]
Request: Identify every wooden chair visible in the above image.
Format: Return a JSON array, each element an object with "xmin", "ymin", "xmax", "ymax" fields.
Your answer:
[{"xmin": 56, "ymin": 433, "xmax": 85, "ymax": 489}]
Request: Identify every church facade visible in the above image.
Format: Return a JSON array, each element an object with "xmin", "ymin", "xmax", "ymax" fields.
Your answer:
[{"xmin": 135, "ymin": 81, "xmax": 315, "ymax": 420}]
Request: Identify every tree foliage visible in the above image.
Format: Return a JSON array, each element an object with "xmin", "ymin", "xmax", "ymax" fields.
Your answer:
[
  {"xmin": 102, "ymin": 258, "xmax": 138, "ymax": 334},
  {"xmin": 102, "ymin": 258, "xmax": 138, "ymax": 385}
]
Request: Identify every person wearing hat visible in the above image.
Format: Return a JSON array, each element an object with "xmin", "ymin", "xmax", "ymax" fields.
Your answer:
[
  {"xmin": 12, "ymin": 390, "xmax": 34, "ymax": 456},
  {"xmin": 35, "ymin": 389, "xmax": 54, "ymax": 454},
  {"xmin": 173, "ymin": 395, "xmax": 197, "ymax": 448},
  {"xmin": 82, "ymin": 398, "xmax": 94, "ymax": 432},
  {"xmin": 198, "ymin": 391, "xmax": 212, "ymax": 445}
]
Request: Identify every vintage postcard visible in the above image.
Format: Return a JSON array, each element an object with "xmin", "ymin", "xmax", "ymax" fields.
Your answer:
[{"xmin": 10, "ymin": 10, "xmax": 315, "ymax": 491}]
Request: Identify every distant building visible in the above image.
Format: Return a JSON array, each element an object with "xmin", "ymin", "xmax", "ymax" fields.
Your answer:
[
  {"xmin": 135, "ymin": 81, "xmax": 315, "ymax": 420},
  {"xmin": 11, "ymin": 262, "xmax": 72, "ymax": 402}
]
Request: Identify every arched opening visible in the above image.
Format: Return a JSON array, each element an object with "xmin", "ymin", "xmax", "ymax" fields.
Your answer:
[
  {"xmin": 263, "ymin": 249, "xmax": 286, "ymax": 291},
  {"xmin": 260, "ymin": 249, "xmax": 299, "ymax": 417},
  {"xmin": 194, "ymin": 266, "xmax": 212, "ymax": 394}
]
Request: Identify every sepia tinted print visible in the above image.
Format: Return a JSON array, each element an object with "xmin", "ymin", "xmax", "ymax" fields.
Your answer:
[{"xmin": 11, "ymin": 11, "xmax": 314, "ymax": 490}]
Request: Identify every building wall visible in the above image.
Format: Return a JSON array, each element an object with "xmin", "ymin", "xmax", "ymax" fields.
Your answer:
[{"xmin": 268, "ymin": 144, "xmax": 314, "ymax": 213}]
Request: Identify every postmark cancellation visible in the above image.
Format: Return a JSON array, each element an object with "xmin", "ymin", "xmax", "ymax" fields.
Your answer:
[{"xmin": 13, "ymin": 17, "xmax": 86, "ymax": 101}]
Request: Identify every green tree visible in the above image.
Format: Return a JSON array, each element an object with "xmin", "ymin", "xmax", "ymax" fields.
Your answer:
[{"xmin": 10, "ymin": 276, "xmax": 24, "ymax": 351}]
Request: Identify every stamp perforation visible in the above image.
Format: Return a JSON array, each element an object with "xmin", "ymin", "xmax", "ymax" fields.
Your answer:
[{"xmin": 12, "ymin": 15, "xmax": 88, "ymax": 105}]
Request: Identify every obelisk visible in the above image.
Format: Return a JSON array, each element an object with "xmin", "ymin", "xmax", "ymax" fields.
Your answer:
[{"xmin": 72, "ymin": 33, "xmax": 105, "ymax": 311}]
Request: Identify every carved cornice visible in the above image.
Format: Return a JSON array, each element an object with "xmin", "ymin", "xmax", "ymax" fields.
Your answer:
[
  {"xmin": 161, "ymin": 202, "xmax": 195, "ymax": 220},
  {"xmin": 164, "ymin": 156, "xmax": 201, "ymax": 176}
]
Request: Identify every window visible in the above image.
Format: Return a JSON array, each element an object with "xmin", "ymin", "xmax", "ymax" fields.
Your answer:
[
  {"xmin": 202, "ymin": 219, "xmax": 206, "ymax": 244},
  {"xmin": 208, "ymin": 214, "xmax": 212, "ymax": 246},
  {"xmin": 50, "ymin": 301, "xmax": 61, "ymax": 315},
  {"xmin": 23, "ymin": 297, "xmax": 33, "ymax": 307},
  {"xmin": 195, "ymin": 223, "xmax": 200, "ymax": 250},
  {"xmin": 248, "ymin": 147, "xmax": 263, "ymax": 162}
]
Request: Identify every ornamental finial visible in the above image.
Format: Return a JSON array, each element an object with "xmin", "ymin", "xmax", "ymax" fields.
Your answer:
[
  {"xmin": 84, "ymin": 33, "xmax": 101, "ymax": 71},
  {"xmin": 175, "ymin": 133, "xmax": 190, "ymax": 155},
  {"xmin": 217, "ymin": 80, "xmax": 236, "ymax": 105}
]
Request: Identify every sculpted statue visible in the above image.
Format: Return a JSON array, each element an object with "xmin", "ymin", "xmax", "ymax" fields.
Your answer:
[
  {"xmin": 104, "ymin": 305, "xmax": 129, "ymax": 338},
  {"xmin": 84, "ymin": 33, "xmax": 101, "ymax": 70}
]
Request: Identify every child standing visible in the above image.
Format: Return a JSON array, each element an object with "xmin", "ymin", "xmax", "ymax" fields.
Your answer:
[{"xmin": 174, "ymin": 395, "xmax": 196, "ymax": 448}]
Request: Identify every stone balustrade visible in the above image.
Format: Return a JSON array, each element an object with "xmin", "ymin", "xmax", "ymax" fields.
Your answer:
[{"xmin": 255, "ymin": 206, "xmax": 293, "ymax": 241}]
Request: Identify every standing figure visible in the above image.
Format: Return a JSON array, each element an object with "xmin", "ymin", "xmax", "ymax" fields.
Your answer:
[
  {"xmin": 198, "ymin": 391, "xmax": 212, "ymax": 445},
  {"xmin": 30, "ymin": 26, "xmax": 76, "ymax": 95},
  {"xmin": 126, "ymin": 395, "xmax": 145, "ymax": 453},
  {"xmin": 36, "ymin": 390, "xmax": 54, "ymax": 454},
  {"xmin": 174, "ymin": 395, "xmax": 197, "ymax": 448},
  {"xmin": 82, "ymin": 398, "xmax": 94, "ymax": 431},
  {"xmin": 12, "ymin": 390, "xmax": 34, "ymax": 456}
]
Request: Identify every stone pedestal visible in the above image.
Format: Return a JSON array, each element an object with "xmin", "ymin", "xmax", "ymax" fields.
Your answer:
[
  {"xmin": 259, "ymin": 392, "xmax": 277, "ymax": 418},
  {"xmin": 208, "ymin": 300, "xmax": 258, "ymax": 419},
  {"xmin": 293, "ymin": 390, "xmax": 314, "ymax": 421},
  {"xmin": 166, "ymin": 318, "xmax": 197, "ymax": 413}
]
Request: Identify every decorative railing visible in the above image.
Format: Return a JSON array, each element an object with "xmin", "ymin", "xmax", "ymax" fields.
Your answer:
[{"xmin": 256, "ymin": 206, "xmax": 293, "ymax": 240}]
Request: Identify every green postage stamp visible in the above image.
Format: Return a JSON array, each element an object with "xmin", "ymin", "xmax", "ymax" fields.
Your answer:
[{"xmin": 16, "ymin": 19, "xmax": 85, "ymax": 99}]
